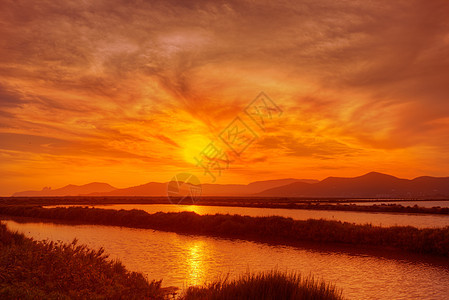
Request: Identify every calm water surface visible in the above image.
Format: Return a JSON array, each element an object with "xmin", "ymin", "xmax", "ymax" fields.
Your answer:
[
  {"xmin": 3, "ymin": 220, "xmax": 449, "ymax": 300},
  {"xmin": 47, "ymin": 204, "xmax": 449, "ymax": 228}
]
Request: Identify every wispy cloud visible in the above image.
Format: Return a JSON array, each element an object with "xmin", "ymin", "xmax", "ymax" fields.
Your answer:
[{"xmin": 1, "ymin": 0, "xmax": 449, "ymax": 194}]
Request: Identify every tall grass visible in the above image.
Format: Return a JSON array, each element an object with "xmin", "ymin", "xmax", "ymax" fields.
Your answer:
[
  {"xmin": 1, "ymin": 205, "xmax": 448, "ymax": 256},
  {"xmin": 2, "ymin": 196, "xmax": 449, "ymax": 215},
  {"xmin": 0, "ymin": 222, "xmax": 164, "ymax": 299},
  {"xmin": 282, "ymin": 203, "xmax": 449, "ymax": 215},
  {"xmin": 0, "ymin": 222, "xmax": 345, "ymax": 299},
  {"xmin": 181, "ymin": 271, "xmax": 344, "ymax": 300}
]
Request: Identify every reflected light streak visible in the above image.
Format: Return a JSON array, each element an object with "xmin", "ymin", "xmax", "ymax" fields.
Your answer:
[{"xmin": 185, "ymin": 240, "xmax": 209, "ymax": 286}]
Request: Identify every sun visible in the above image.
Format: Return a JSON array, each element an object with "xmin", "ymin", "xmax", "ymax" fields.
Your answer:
[{"xmin": 181, "ymin": 135, "xmax": 211, "ymax": 165}]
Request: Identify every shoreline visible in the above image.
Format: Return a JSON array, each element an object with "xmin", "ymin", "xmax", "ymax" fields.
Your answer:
[
  {"xmin": 1, "ymin": 205, "xmax": 448, "ymax": 257},
  {"xmin": 0, "ymin": 222, "xmax": 344, "ymax": 299},
  {"xmin": 1, "ymin": 196, "xmax": 449, "ymax": 215},
  {"xmin": 3, "ymin": 214, "xmax": 449, "ymax": 269}
]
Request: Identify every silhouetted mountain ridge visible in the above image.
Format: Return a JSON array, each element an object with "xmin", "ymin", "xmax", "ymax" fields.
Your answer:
[
  {"xmin": 258, "ymin": 172, "xmax": 449, "ymax": 197},
  {"xmin": 11, "ymin": 172, "xmax": 449, "ymax": 198},
  {"xmin": 11, "ymin": 178, "xmax": 317, "ymax": 197},
  {"xmin": 12, "ymin": 182, "xmax": 117, "ymax": 197},
  {"xmin": 88, "ymin": 178, "xmax": 317, "ymax": 196}
]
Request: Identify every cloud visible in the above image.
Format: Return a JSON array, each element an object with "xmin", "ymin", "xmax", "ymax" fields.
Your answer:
[
  {"xmin": 1, "ymin": 0, "xmax": 449, "ymax": 193},
  {"xmin": 153, "ymin": 134, "xmax": 181, "ymax": 148},
  {"xmin": 0, "ymin": 132, "xmax": 155, "ymax": 161},
  {"xmin": 256, "ymin": 134, "xmax": 361, "ymax": 159}
]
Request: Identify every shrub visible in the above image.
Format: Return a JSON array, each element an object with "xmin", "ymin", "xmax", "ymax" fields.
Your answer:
[
  {"xmin": 0, "ymin": 222, "xmax": 164, "ymax": 299},
  {"xmin": 181, "ymin": 271, "xmax": 344, "ymax": 300}
]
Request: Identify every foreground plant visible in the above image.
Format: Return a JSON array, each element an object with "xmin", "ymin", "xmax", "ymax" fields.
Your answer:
[
  {"xmin": 181, "ymin": 271, "xmax": 344, "ymax": 300},
  {"xmin": 0, "ymin": 222, "xmax": 164, "ymax": 299}
]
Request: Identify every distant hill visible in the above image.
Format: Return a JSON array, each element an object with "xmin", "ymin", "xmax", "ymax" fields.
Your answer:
[
  {"xmin": 12, "ymin": 183, "xmax": 117, "ymax": 197},
  {"xmin": 12, "ymin": 172, "xmax": 449, "ymax": 198},
  {"xmin": 87, "ymin": 182, "xmax": 167, "ymax": 196},
  {"xmin": 257, "ymin": 172, "xmax": 449, "ymax": 198},
  {"xmin": 88, "ymin": 178, "xmax": 318, "ymax": 196},
  {"xmin": 200, "ymin": 178, "xmax": 317, "ymax": 196}
]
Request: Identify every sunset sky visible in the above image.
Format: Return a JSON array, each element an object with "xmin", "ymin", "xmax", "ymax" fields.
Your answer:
[{"xmin": 1, "ymin": 0, "xmax": 449, "ymax": 196}]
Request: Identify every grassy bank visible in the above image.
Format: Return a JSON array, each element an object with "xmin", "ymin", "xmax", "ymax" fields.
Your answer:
[
  {"xmin": 182, "ymin": 271, "xmax": 343, "ymax": 300},
  {"xmin": 281, "ymin": 203, "xmax": 449, "ymax": 215},
  {"xmin": 2, "ymin": 196, "xmax": 449, "ymax": 215},
  {"xmin": 0, "ymin": 222, "xmax": 344, "ymax": 300},
  {"xmin": 0, "ymin": 222, "xmax": 164, "ymax": 299},
  {"xmin": 1, "ymin": 206, "xmax": 448, "ymax": 257}
]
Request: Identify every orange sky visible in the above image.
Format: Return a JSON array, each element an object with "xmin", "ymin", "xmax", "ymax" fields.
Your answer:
[{"xmin": 1, "ymin": 0, "xmax": 449, "ymax": 196}]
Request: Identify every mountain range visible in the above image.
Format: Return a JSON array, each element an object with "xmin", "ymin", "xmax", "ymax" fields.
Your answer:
[
  {"xmin": 257, "ymin": 172, "xmax": 449, "ymax": 198},
  {"xmin": 10, "ymin": 172, "xmax": 449, "ymax": 198},
  {"xmin": 12, "ymin": 178, "xmax": 316, "ymax": 197},
  {"xmin": 12, "ymin": 182, "xmax": 117, "ymax": 197}
]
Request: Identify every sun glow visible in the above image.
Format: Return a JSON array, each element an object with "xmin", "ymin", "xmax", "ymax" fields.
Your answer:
[{"xmin": 181, "ymin": 135, "xmax": 211, "ymax": 165}]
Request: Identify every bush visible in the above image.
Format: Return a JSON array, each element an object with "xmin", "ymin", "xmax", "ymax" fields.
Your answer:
[
  {"xmin": 0, "ymin": 222, "xmax": 164, "ymax": 299},
  {"xmin": 181, "ymin": 271, "xmax": 344, "ymax": 300}
]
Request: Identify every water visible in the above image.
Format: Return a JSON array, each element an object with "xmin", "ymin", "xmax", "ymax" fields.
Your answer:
[
  {"xmin": 3, "ymin": 219, "xmax": 449, "ymax": 300},
  {"xmin": 47, "ymin": 204, "xmax": 449, "ymax": 228}
]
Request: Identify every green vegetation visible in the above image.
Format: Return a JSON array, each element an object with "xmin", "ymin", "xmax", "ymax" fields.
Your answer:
[
  {"xmin": 0, "ymin": 222, "xmax": 164, "ymax": 299},
  {"xmin": 1, "ymin": 205, "xmax": 449, "ymax": 256},
  {"xmin": 0, "ymin": 222, "xmax": 344, "ymax": 300},
  {"xmin": 181, "ymin": 271, "xmax": 343, "ymax": 300}
]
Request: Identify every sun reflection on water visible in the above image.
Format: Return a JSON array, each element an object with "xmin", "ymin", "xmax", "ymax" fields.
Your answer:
[
  {"xmin": 185, "ymin": 240, "xmax": 208, "ymax": 286},
  {"xmin": 180, "ymin": 205, "xmax": 209, "ymax": 215}
]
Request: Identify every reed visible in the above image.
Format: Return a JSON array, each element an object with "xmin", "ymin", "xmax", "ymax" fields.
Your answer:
[
  {"xmin": 1, "ymin": 205, "xmax": 448, "ymax": 256},
  {"xmin": 0, "ymin": 222, "xmax": 164, "ymax": 299},
  {"xmin": 2, "ymin": 197, "xmax": 449, "ymax": 215},
  {"xmin": 181, "ymin": 271, "xmax": 344, "ymax": 300}
]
